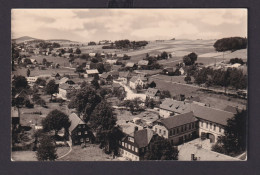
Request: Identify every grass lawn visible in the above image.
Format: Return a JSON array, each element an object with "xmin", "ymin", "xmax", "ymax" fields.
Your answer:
[
  {"xmin": 11, "ymin": 151, "xmax": 37, "ymax": 161},
  {"xmin": 56, "ymin": 146, "xmax": 71, "ymax": 158},
  {"xmin": 116, "ymin": 109, "xmax": 159, "ymax": 123},
  {"xmin": 57, "ymin": 144, "xmax": 114, "ymax": 161}
]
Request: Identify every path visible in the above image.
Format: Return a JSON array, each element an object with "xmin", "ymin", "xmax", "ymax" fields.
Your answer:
[
  {"xmin": 113, "ymin": 80, "xmax": 146, "ymax": 101},
  {"xmin": 57, "ymin": 141, "xmax": 72, "ymax": 160}
]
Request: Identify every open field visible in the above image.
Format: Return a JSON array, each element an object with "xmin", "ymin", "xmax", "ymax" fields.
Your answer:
[
  {"xmin": 11, "ymin": 151, "xmax": 37, "ymax": 161},
  {"xmin": 116, "ymin": 109, "xmax": 159, "ymax": 123},
  {"xmin": 58, "ymin": 145, "xmax": 114, "ymax": 161}
]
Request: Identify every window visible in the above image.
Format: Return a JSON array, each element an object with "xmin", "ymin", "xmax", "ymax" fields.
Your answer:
[
  {"xmin": 214, "ymin": 125, "xmax": 216, "ymax": 131},
  {"xmin": 210, "ymin": 123, "xmax": 212, "ymax": 129},
  {"xmin": 169, "ymin": 130, "xmax": 172, "ymax": 136},
  {"xmin": 135, "ymin": 148, "xmax": 138, "ymax": 153},
  {"xmin": 163, "ymin": 130, "xmax": 166, "ymax": 135},
  {"xmin": 132, "ymin": 146, "xmax": 135, "ymax": 151},
  {"xmin": 206, "ymin": 122, "xmax": 208, "ymax": 128},
  {"xmin": 181, "ymin": 126, "xmax": 183, "ymax": 132},
  {"xmin": 219, "ymin": 127, "xmax": 222, "ymax": 133},
  {"xmin": 75, "ymin": 140, "xmax": 78, "ymax": 144},
  {"xmin": 159, "ymin": 129, "xmax": 161, "ymax": 134},
  {"xmin": 78, "ymin": 132, "xmax": 81, "ymax": 135},
  {"xmin": 176, "ymin": 128, "xmax": 179, "ymax": 134},
  {"xmin": 86, "ymin": 138, "xmax": 89, "ymax": 142},
  {"xmin": 184, "ymin": 125, "xmax": 186, "ymax": 131},
  {"xmin": 78, "ymin": 125, "xmax": 81, "ymax": 129},
  {"xmin": 84, "ymin": 131, "xmax": 88, "ymax": 134},
  {"xmin": 201, "ymin": 121, "xmax": 203, "ymax": 127},
  {"xmin": 189, "ymin": 123, "xmax": 191, "ymax": 130},
  {"xmin": 122, "ymin": 142, "xmax": 125, "ymax": 147},
  {"xmin": 172, "ymin": 129, "xmax": 175, "ymax": 135},
  {"xmin": 192, "ymin": 123, "xmax": 194, "ymax": 129},
  {"xmin": 80, "ymin": 138, "xmax": 83, "ymax": 142},
  {"xmin": 128, "ymin": 144, "xmax": 131, "ymax": 149},
  {"xmin": 125, "ymin": 143, "xmax": 128, "ymax": 148},
  {"xmin": 83, "ymin": 125, "xmax": 85, "ymax": 128}
]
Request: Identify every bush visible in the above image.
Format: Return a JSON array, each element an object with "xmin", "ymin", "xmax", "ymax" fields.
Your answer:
[
  {"xmin": 25, "ymin": 100, "xmax": 34, "ymax": 108},
  {"xmin": 213, "ymin": 37, "xmax": 247, "ymax": 52}
]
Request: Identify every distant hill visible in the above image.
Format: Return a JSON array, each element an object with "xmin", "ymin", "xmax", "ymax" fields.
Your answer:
[
  {"xmin": 13, "ymin": 36, "xmax": 39, "ymax": 43},
  {"xmin": 46, "ymin": 39, "xmax": 73, "ymax": 43}
]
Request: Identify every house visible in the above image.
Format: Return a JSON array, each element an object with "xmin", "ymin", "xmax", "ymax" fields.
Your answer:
[
  {"xmin": 125, "ymin": 62, "xmax": 137, "ymax": 68},
  {"xmin": 119, "ymin": 128, "xmax": 157, "ymax": 161},
  {"xmin": 159, "ymin": 98, "xmax": 192, "ymax": 118},
  {"xmin": 138, "ymin": 60, "xmax": 149, "ymax": 68},
  {"xmin": 100, "ymin": 72, "xmax": 113, "ymax": 84},
  {"xmin": 109, "ymin": 70, "xmax": 119, "ymax": 79},
  {"xmin": 191, "ymin": 104, "xmax": 234, "ymax": 143},
  {"xmin": 30, "ymin": 59, "xmax": 38, "ymax": 65},
  {"xmin": 89, "ymin": 52, "xmax": 96, "ymax": 57},
  {"xmin": 57, "ymin": 83, "xmax": 80, "ymax": 100},
  {"xmin": 85, "ymin": 69, "xmax": 99, "ymax": 78},
  {"xmin": 106, "ymin": 59, "xmax": 117, "ymax": 65},
  {"xmin": 162, "ymin": 67, "xmax": 177, "ymax": 75},
  {"xmin": 118, "ymin": 71, "xmax": 132, "ymax": 84},
  {"xmin": 58, "ymin": 77, "xmax": 75, "ymax": 85},
  {"xmin": 11, "ymin": 107, "xmax": 20, "ymax": 127},
  {"xmin": 26, "ymin": 77, "xmax": 38, "ymax": 86},
  {"xmin": 179, "ymin": 67, "xmax": 185, "ymax": 75},
  {"xmin": 112, "ymin": 82, "xmax": 124, "ymax": 92},
  {"xmin": 146, "ymin": 88, "xmax": 160, "ymax": 101},
  {"xmin": 68, "ymin": 113, "xmax": 92, "ymax": 146},
  {"xmin": 129, "ymin": 75, "xmax": 148, "ymax": 90},
  {"xmin": 153, "ymin": 112, "xmax": 198, "ymax": 145}
]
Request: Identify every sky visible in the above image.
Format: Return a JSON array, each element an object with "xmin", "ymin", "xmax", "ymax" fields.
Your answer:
[{"xmin": 11, "ymin": 9, "xmax": 247, "ymax": 42}]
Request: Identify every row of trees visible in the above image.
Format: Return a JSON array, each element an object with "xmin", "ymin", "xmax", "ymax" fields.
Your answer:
[
  {"xmin": 213, "ymin": 37, "xmax": 247, "ymax": 52},
  {"xmin": 193, "ymin": 67, "xmax": 247, "ymax": 90}
]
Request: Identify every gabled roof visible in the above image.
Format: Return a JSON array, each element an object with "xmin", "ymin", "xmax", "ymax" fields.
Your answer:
[
  {"xmin": 130, "ymin": 76, "xmax": 138, "ymax": 83},
  {"xmin": 119, "ymin": 71, "xmax": 131, "ymax": 78},
  {"xmin": 160, "ymin": 98, "xmax": 192, "ymax": 114},
  {"xmin": 125, "ymin": 62, "xmax": 135, "ymax": 68},
  {"xmin": 59, "ymin": 77, "xmax": 69, "ymax": 84},
  {"xmin": 86, "ymin": 69, "xmax": 99, "ymax": 74},
  {"xmin": 68, "ymin": 113, "xmax": 86, "ymax": 133},
  {"xmin": 100, "ymin": 72, "xmax": 111, "ymax": 79},
  {"xmin": 191, "ymin": 104, "xmax": 234, "ymax": 126},
  {"xmin": 159, "ymin": 112, "xmax": 197, "ymax": 129},
  {"xmin": 138, "ymin": 60, "xmax": 149, "ymax": 66},
  {"xmin": 59, "ymin": 83, "xmax": 80, "ymax": 91},
  {"xmin": 131, "ymin": 129, "xmax": 155, "ymax": 148},
  {"xmin": 223, "ymin": 105, "xmax": 242, "ymax": 114},
  {"xmin": 146, "ymin": 88, "xmax": 160, "ymax": 97}
]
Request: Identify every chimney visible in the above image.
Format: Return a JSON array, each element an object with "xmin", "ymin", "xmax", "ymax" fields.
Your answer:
[{"xmin": 134, "ymin": 126, "xmax": 138, "ymax": 132}]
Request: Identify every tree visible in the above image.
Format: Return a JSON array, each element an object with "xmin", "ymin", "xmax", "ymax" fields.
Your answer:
[
  {"xmin": 45, "ymin": 79, "xmax": 58, "ymax": 100},
  {"xmin": 160, "ymin": 90, "xmax": 171, "ymax": 99},
  {"xmin": 188, "ymin": 52, "xmax": 198, "ymax": 65},
  {"xmin": 160, "ymin": 51, "xmax": 168, "ymax": 59},
  {"xmin": 184, "ymin": 76, "xmax": 191, "ymax": 84},
  {"xmin": 36, "ymin": 135, "xmax": 58, "ymax": 161},
  {"xmin": 183, "ymin": 55, "xmax": 192, "ymax": 65},
  {"xmin": 213, "ymin": 37, "xmax": 247, "ymax": 52},
  {"xmin": 12, "ymin": 75, "xmax": 28, "ymax": 95},
  {"xmin": 35, "ymin": 78, "xmax": 46, "ymax": 87},
  {"xmin": 75, "ymin": 48, "xmax": 81, "ymax": 54},
  {"xmin": 68, "ymin": 48, "xmax": 73, "ymax": 53},
  {"xmin": 91, "ymin": 78, "xmax": 100, "ymax": 89},
  {"xmin": 42, "ymin": 58, "xmax": 47, "ymax": 65},
  {"xmin": 26, "ymin": 69, "xmax": 30, "ymax": 77},
  {"xmin": 144, "ymin": 136, "xmax": 178, "ymax": 160},
  {"xmin": 68, "ymin": 86, "xmax": 101, "ymax": 121},
  {"xmin": 42, "ymin": 109, "xmax": 71, "ymax": 136},
  {"xmin": 212, "ymin": 109, "xmax": 247, "ymax": 156},
  {"xmin": 90, "ymin": 101, "xmax": 124, "ymax": 155},
  {"xmin": 149, "ymin": 81, "xmax": 156, "ymax": 88}
]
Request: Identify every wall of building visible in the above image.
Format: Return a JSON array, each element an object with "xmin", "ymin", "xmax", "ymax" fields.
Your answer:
[
  {"xmin": 119, "ymin": 148, "xmax": 140, "ymax": 161},
  {"xmin": 153, "ymin": 125, "xmax": 168, "ymax": 138},
  {"xmin": 198, "ymin": 120, "xmax": 224, "ymax": 142}
]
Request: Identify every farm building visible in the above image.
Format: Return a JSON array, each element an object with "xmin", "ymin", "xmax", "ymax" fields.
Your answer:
[
  {"xmin": 85, "ymin": 69, "xmax": 99, "ymax": 78},
  {"xmin": 129, "ymin": 75, "xmax": 148, "ymax": 90},
  {"xmin": 146, "ymin": 88, "xmax": 160, "ymax": 101},
  {"xmin": 118, "ymin": 71, "xmax": 132, "ymax": 84},
  {"xmin": 57, "ymin": 83, "xmax": 80, "ymax": 100}
]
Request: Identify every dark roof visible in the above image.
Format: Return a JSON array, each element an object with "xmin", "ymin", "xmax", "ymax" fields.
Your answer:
[
  {"xmin": 132, "ymin": 129, "xmax": 155, "ymax": 148},
  {"xmin": 146, "ymin": 88, "xmax": 160, "ymax": 97},
  {"xmin": 191, "ymin": 104, "xmax": 234, "ymax": 126},
  {"xmin": 68, "ymin": 113, "xmax": 86, "ymax": 133},
  {"xmin": 223, "ymin": 105, "xmax": 242, "ymax": 114},
  {"xmin": 160, "ymin": 112, "xmax": 197, "ymax": 129},
  {"xmin": 160, "ymin": 98, "xmax": 192, "ymax": 114},
  {"xmin": 119, "ymin": 71, "xmax": 130, "ymax": 78}
]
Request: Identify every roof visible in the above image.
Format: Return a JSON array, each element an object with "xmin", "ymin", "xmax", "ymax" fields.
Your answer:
[
  {"xmin": 59, "ymin": 77, "xmax": 69, "ymax": 84},
  {"xmin": 159, "ymin": 112, "xmax": 197, "ymax": 129},
  {"xmin": 160, "ymin": 98, "xmax": 192, "ymax": 114},
  {"xmin": 223, "ymin": 105, "xmax": 242, "ymax": 114},
  {"xmin": 138, "ymin": 60, "xmax": 149, "ymax": 66},
  {"xmin": 112, "ymin": 82, "xmax": 122, "ymax": 88},
  {"xmin": 11, "ymin": 107, "xmax": 19, "ymax": 118},
  {"xmin": 119, "ymin": 71, "xmax": 131, "ymax": 78},
  {"xmin": 86, "ymin": 69, "xmax": 99, "ymax": 74},
  {"xmin": 191, "ymin": 104, "xmax": 234, "ymax": 126},
  {"xmin": 68, "ymin": 113, "xmax": 86, "ymax": 133},
  {"xmin": 59, "ymin": 83, "xmax": 80, "ymax": 90},
  {"xmin": 146, "ymin": 88, "xmax": 160, "ymax": 97},
  {"xmin": 132, "ymin": 129, "xmax": 155, "ymax": 148},
  {"xmin": 130, "ymin": 76, "xmax": 138, "ymax": 83},
  {"xmin": 125, "ymin": 62, "xmax": 135, "ymax": 68},
  {"xmin": 163, "ymin": 67, "xmax": 177, "ymax": 73},
  {"xmin": 100, "ymin": 72, "xmax": 111, "ymax": 79}
]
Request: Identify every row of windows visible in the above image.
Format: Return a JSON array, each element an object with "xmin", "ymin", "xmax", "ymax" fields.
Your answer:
[
  {"xmin": 120, "ymin": 141, "xmax": 138, "ymax": 153},
  {"xmin": 154, "ymin": 122, "xmax": 196, "ymax": 137},
  {"xmin": 200, "ymin": 121, "xmax": 222, "ymax": 132},
  {"xmin": 78, "ymin": 131, "xmax": 88, "ymax": 135},
  {"xmin": 123, "ymin": 150, "xmax": 138, "ymax": 160},
  {"xmin": 74, "ymin": 137, "xmax": 89, "ymax": 143},
  {"xmin": 78, "ymin": 125, "xmax": 86, "ymax": 129}
]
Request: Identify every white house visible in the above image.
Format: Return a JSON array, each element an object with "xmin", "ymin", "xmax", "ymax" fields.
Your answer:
[
  {"xmin": 89, "ymin": 52, "xmax": 96, "ymax": 57},
  {"xmin": 26, "ymin": 77, "xmax": 38, "ymax": 86}
]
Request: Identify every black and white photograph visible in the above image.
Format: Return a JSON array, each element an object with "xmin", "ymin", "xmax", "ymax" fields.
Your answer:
[{"xmin": 11, "ymin": 9, "xmax": 247, "ymax": 161}]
